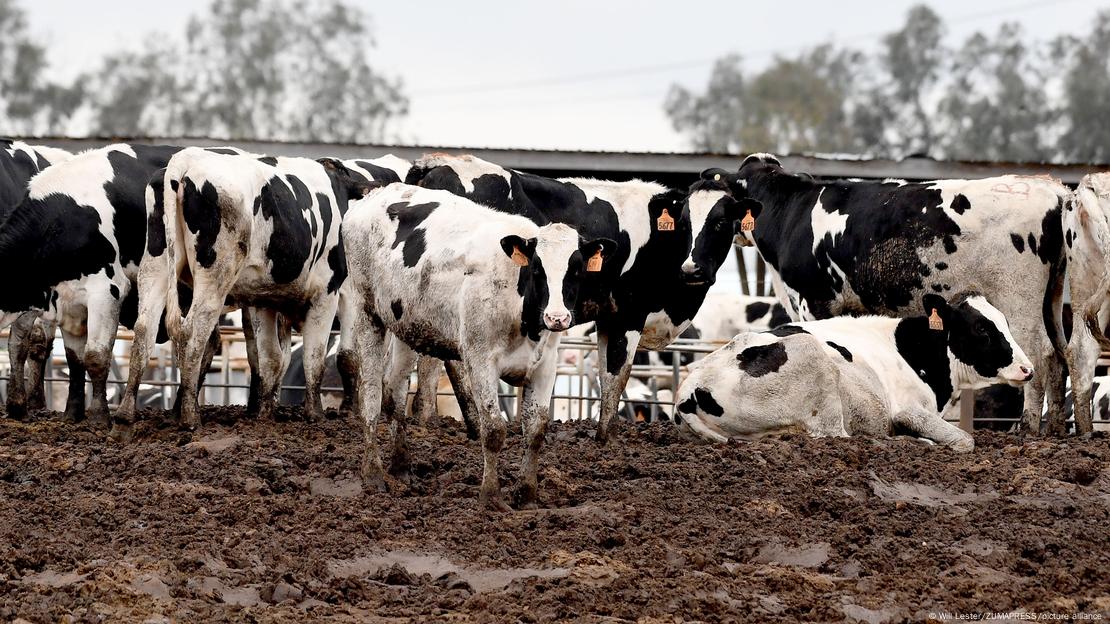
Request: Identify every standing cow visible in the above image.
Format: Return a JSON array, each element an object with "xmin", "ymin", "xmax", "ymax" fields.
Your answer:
[
  {"xmin": 342, "ymin": 183, "xmax": 615, "ymax": 510},
  {"xmin": 1, "ymin": 139, "xmax": 72, "ymax": 418},
  {"xmin": 727, "ymin": 154, "xmax": 1069, "ymax": 433},
  {"xmin": 401, "ymin": 154, "xmax": 755, "ymax": 442},
  {"xmin": 150, "ymin": 150, "xmax": 369, "ymax": 432},
  {"xmin": 677, "ymin": 293, "xmax": 1034, "ymax": 449}
]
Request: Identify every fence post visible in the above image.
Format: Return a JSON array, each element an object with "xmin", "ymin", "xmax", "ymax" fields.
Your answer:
[{"xmin": 959, "ymin": 389, "xmax": 974, "ymax": 432}]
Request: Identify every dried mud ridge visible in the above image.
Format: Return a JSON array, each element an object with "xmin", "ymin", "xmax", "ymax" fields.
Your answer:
[{"xmin": 1, "ymin": 406, "xmax": 1109, "ymax": 622}]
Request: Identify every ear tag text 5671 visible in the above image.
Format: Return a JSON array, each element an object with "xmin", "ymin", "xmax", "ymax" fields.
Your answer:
[
  {"xmin": 740, "ymin": 209, "xmax": 756, "ymax": 232},
  {"xmin": 928, "ymin": 308, "xmax": 944, "ymax": 331},
  {"xmin": 511, "ymin": 246, "xmax": 529, "ymax": 267},
  {"xmin": 657, "ymin": 209, "xmax": 675, "ymax": 232},
  {"xmin": 586, "ymin": 248, "xmax": 603, "ymax": 272}
]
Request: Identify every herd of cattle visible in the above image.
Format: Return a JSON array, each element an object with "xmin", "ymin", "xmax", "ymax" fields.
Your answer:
[{"xmin": 2, "ymin": 138, "xmax": 1109, "ymax": 510}]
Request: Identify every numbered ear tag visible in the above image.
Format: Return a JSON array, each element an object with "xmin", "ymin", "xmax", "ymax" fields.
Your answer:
[
  {"xmin": 713, "ymin": 173, "xmax": 722, "ymax": 181},
  {"xmin": 586, "ymin": 248, "xmax": 603, "ymax": 272},
  {"xmin": 511, "ymin": 246, "xmax": 529, "ymax": 267},
  {"xmin": 740, "ymin": 209, "xmax": 756, "ymax": 232},
  {"xmin": 657, "ymin": 208, "xmax": 675, "ymax": 232},
  {"xmin": 928, "ymin": 308, "xmax": 944, "ymax": 331}
]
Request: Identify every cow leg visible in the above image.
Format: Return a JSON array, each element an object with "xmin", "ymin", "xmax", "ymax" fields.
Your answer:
[
  {"xmin": 84, "ymin": 285, "xmax": 123, "ymax": 430},
  {"xmin": 595, "ymin": 329, "xmax": 640, "ymax": 444},
  {"xmin": 412, "ymin": 356, "xmax": 443, "ymax": 427},
  {"xmin": 1009, "ymin": 317, "xmax": 1050, "ymax": 433},
  {"xmin": 250, "ymin": 308, "xmax": 288, "ymax": 421},
  {"xmin": 443, "ymin": 360, "xmax": 480, "ymax": 440},
  {"xmin": 1062, "ymin": 303, "xmax": 1107, "ymax": 436},
  {"xmin": 5, "ymin": 312, "xmax": 39, "ymax": 420},
  {"xmin": 240, "ymin": 307, "xmax": 262, "ymax": 415},
  {"xmin": 350, "ymin": 297, "xmax": 389, "ymax": 493},
  {"xmin": 61, "ymin": 329, "xmax": 87, "ymax": 423},
  {"xmin": 334, "ymin": 289, "xmax": 359, "ymax": 419},
  {"xmin": 300, "ymin": 296, "xmax": 339, "ymax": 423},
  {"xmin": 175, "ymin": 287, "xmax": 225, "ymax": 431},
  {"xmin": 26, "ymin": 317, "xmax": 55, "ymax": 413},
  {"xmin": 116, "ymin": 263, "xmax": 171, "ymax": 440},
  {"xmin": 516, "ymin": 337, "xmax": 560, "ymax": 509},
  {"xmin": 892, "ymin": 407, "xmax": 974, "ymax": 452},
  {"xmin": 465, "ymin": 360, "xmax": 510, "ymax": 512},
  {"xmin": 384, "ymin": 336, "xmax": 418, "ymax": 481}
]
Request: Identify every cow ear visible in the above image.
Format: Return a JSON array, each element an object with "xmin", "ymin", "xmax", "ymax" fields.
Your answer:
[
  {"xmin": 921, "ymin": 294, "xmax": 951, "ymax": 328},
  {"xmin": 318, "ymin": 157, "xmax": 342, "ymax": 171},
  {"xmin": 581, "ymin": 237, "xmax": 618, "ymax": 259},
  {"xmin": 701, "ymin": 168, "xmax": 729, "ymax": 183},
  {"xmin": 500, "ymin": 235, "xmax": 536, "ymax": 265},
  {"xmin": 353, "ymin": 181, "xmax": 382, "ymax": 199}
]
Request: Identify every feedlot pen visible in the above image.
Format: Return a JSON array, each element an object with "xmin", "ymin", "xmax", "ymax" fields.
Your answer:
[{"xmin": 1, "ymin": 326, "xmax": 1107, "ymax": 432}]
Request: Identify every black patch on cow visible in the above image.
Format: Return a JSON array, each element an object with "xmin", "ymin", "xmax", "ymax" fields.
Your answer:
[
  {"xmin": 391, "ymin": 298, "xmax": 404, "ymax": 320},
  {"xmin": 202, "ymin": 147, "xmax": 238, "ymax": 156},
  {"xmin": 257, "ymin": 156, "xmax": 278, "ymax": 166},
  {"xmin": 768, "ymin": 304, "xmax": 792, "ymax": 328},
  {"xmin": 931, "ymin": 284, "xmax": 943, "ymax": 292},
  {"xmin": 387, "ymin": 201, "xmax": 437, "ymax": 267},
  {"xmin": 946, "ymin": 296, "xmax": 1015, "ymax": 380},
  {"xmin": 146, "ymin": 168, "xmax": 168, "ymax": 257},
  {"xmin": 109, "ymin": 284, "xmax": 120, "ymax": 299},
  {"xmin": 745, "ymin": 301, "xmax": 771, "ymax": 323},
  {"xmin": 693, "ymin": 387, "xmax": 724, "ymax": 416},
  {"xmin": 950, "ymin": 194, "xmax": 971, "ymax": 214},
  {"xmin": 314, "ymin": 193, "xmax": 334, "ymax": 264},
  {"xmin": 894, "ymin": 318, "xmax": 955, "ymax": 411},
  {"xmin": 1099, "ymin": 393, "xmax": 1110, "ymax": 417},
  {"xmin": 106, "ymin": 150, "xmax": 159, "ymax": 270},
  {"xmin": 181, "ymin": 178, "xmax": 222, "ymax": 269},
  {"xmin": 257, "ymin": 175, "xmax": 313, "ymax": 283},
  {"xmin": 354, "ymin": 160, "xmax": 402, "ymax": 184},
  {"xmin": 736, "ymin": 342, "xmax": 789, "ymax": 377},
  {"xmin": 677, "ymin": 395, "xmax": 698, "ymax": 415},
  {"xmin": 326, "ymin": 235, "xmax": 347, "ymax": 294},
  {"xmin": 1027, "ymin": 233, "xmax": 1038, "ymax": 256},
  {"xmin": 1037, "ymin": 198, "xmax": 1067, "ymax": 358},
  {"xmin": 105, "ymin": 265, "xmax": 114, "ymax": 279},
  {"xmin": 935, "ymin": 261, "xmax": 948, "ymax": 271},
  {"xmin": 1010, "ymin": 233, "xmax": 1025, "ymax": 253},
  {"xmin": 769, "ymin": 324, "xmax": 808, "ymax": 337},
  {"xmin": 1066, "ymin": 229, "xmax": 1074, "ymax": 248},
  {"xmin": 826, "ymin": 341, "xmax": 853, "ymax": 362},
  {"xmin": 942, "ymin": 235, "xmax": 957, "ymax": 254}
]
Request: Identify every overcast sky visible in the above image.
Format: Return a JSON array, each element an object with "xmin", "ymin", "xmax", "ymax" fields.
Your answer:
[{"xmin": 20, "ymin": 0, "xmax": 1108, "ymax": 152}]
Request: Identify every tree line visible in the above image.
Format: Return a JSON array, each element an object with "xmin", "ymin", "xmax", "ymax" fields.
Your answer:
[
  {"xmin": 0, "ymin": 0, "xmax": 408, "ymax": 144},
  {"xmin": 666, "ymin": 5, "xmax": 1110, "ymax": 164}
]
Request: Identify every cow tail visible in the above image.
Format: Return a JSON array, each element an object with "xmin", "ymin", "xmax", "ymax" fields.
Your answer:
[
  {"xmin": 1044, "ymin": 194, "xmax": 1070, "ymax": 360},
  {"xmin": 1075, "ymin": 185, "xmax": 1110, "ymax": 353},
  {"xmin": 162, "ymin": 158, "xmax": 188, "ymax": 344}
]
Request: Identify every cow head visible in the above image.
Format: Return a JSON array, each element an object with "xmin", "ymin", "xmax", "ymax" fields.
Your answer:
[
  {"xmin": 501, "ymin": 224, "xmax": 616, "ymax": 332},
  {"xmin": 678, "ymin": 170, "xmax": 761, "ymax": 285},
  {"xmin": 319, "ymin": 157, "xmax": 379, "ymax": 200},
  {"xmin": 923, "ymin": 292, "xmax": 1034, "ymax": 387}
]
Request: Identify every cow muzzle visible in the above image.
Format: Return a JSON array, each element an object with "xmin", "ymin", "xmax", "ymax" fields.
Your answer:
[
  {"xmin": 680, "ymin": 263, "xmax": 712, "ymax": 286},
  {"xmin": 543, "ymin": 311, "xmax": 572, "ymax": 332},
  {"xmin": 1002, "ymin": 363, "xmax": 1035, "ymax": 385}
]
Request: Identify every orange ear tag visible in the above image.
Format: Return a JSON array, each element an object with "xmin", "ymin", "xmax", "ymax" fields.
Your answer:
[
  {"xmin": 511, "ymin": 246, "xmax": 529, "ymax": 267},
  {"xmin": 586, "ymin": 248, "xmax": 603, "ymax": 272},
  {"xmin": 657, "ymin": 208, "xmax": 675, "ymax": 232},
  {"xmin": 928, "ymin": 308, "xmax": 944, "ymax": 331},
  {"xmin": 740, "ymin": 209, "xmax": 756, "ymax": 232}
]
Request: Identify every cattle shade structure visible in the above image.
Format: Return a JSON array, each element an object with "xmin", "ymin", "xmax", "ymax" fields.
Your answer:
[{"xmin": 6, "ymin": 137, "xmax": 1110, "ymax": 432}]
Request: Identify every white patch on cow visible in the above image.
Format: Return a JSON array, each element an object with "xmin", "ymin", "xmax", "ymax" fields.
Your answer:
[
  {"xmin": 533, "ymin": 223, "xmax": 580, "ymax": 325},
  {"xmin": 639, "ymin": 310, "xmax": 688, "ymax": 350},
  {"xmin": 559, "ymin": 178, "xmax": 665, "ymax": 273},
  {"xmin": 680, "ymin": 189, "xmax": 725, "ymax": 273},
  {"xmin": 692, "ymin": 293, "xmax": 782, "ymax": 341},
  {"xmin": 809, "ymin": 196, "xmax": 849, "ymax": 254}
]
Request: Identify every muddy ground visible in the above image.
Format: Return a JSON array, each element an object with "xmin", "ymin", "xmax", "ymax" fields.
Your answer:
[{"xmin": 1, "ymin": 407, "xmax": 1109, "ymax": 623}]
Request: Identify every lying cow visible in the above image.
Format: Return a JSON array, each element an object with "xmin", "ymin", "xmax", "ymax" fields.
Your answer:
[
  {"xmin": 403, "ymin": 154, "xmax": 754, "ymax": 443},
  {"xmin": 676, "ymin": 293, "xmax": 1033, "ymax": 450},
  {"xmin": 342, "ymin": 183, "xmax": 615, "ymax": 510},
  {"xmin": 1, "ymin": 139, "xmax": 72, "ymax": 418},
  {"xmin": 143, "ymin": 149, "xmax": 369, "ymax": 432},
  {"xmin": 727, "ymin": 154, "xmax": 1069, "ymax": 433}
]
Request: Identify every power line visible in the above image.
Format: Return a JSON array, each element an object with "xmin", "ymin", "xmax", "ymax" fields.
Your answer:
[{"xmin": 412, "ymin": 0, "xmax": 1092, "ymax": 99}]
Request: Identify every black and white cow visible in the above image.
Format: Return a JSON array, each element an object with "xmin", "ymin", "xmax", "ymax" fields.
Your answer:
[
  {"xmin": 0, "ymin": 139, "xmax": 72, "ymax": 418},
  {"xmin": 1065, "ymin": 173, "xmax": 1110, "ymax": 435},
  {"xmin": 691, "ymin": 293, "xmax": 791, "ymax": 341},
  {"xmin": 342, "ymin": 183, "xmax": 616, "ymax": 510},
  {"xmin": 142, "ymin": 149, "xmax": 370, "ymax": 432},
  {"xmin": 402, "ymin": 154, "xmax": 755, "ymax": 442},
  {"xmin": 726, "ymin": 154, "xmax": 1070, "ymax": 433},
  {"xmin": 116, "ymin": 153, "xmax": 408, "ymax": 434},
  {"xmin": 676, "ymin": 293, "xmax": 1034, "ymax": 449},
  {"xmin": 0, "ymin": 143, "xmax": 244, "ymax": 429}
]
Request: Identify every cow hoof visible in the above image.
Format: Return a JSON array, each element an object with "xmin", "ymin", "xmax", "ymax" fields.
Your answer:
[
  {"xmin": 479, "ymin": 491, "xmax": 512, "ymax": 513},
  {"xmin": 108, "ymin": 423, "xmax": 134, "ymax": 443},
  {"xmin": 5, "ymin": 402, "xmax": 27, "ymax": 421},
  {"xmin": 361, "ymin": 471, "xmax": 389, "ymax": 494},
  {"xmin": 62, "ymin": 407, "xmax": 85, "ymax": 424},
  {"xmin": 88, "ymin": 410, "xmax": 110, "ymax": 430}
]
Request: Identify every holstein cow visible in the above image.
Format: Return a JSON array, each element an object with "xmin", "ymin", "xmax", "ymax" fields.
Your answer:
[
  {"xmin": 728, "ymin": 154, "xmax": 1069, "ymax": 433},
  {"xmin": 691, "ymin": 293, "xmax": 791, "ymax": 342},
  {"xmin": 1065, "ymin": 173, "xmax": 1110, "ymax": 435},
  {"xmin": 138, "ymin": 149, "xmax": 370, "ymax": 433},
  {"xmin": 117, "ymin": 153, "xmax": 408, "ymax": 433},
  {"xmin": 0, "ymin": 143, "xmax": 242, "ymax": 430},
  {"xmin": 401, "ymin": 154, "xmax": 756, "ymax": 442},
  {"xmin": 677, "ymin": 293, "xmax": 1034, "ymax": 449},
  {"xmin": 1, "ymin": 139, "xmax": 72, "ymax": 418},
  {"xmin": 342, "ymin": 183, "xmax": 616, "ymax": 510}
]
